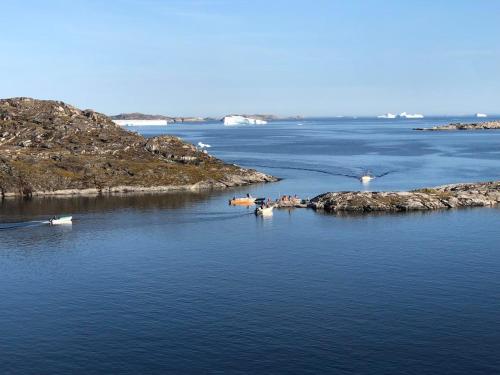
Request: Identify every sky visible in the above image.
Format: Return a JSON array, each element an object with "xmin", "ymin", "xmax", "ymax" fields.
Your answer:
[{"xmin": 1, "ymin": 0, "xmax": 499, "ymax": 117}]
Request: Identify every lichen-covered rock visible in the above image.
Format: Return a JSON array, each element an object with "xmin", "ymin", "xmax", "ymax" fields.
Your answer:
[
  {"xmin": 0, "ymin": 98, "xmax": 277, "ymax": 197},
  {"xmin": 415, "ymin": 121, "xmax": 500, "ymax": 131},
  {"xmin": 309, "ymin": 182, "xmax": 500, "ymax": 213}
]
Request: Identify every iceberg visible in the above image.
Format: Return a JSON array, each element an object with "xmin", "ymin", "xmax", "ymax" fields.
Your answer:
[
  {"xmin": 223, "ymin": 115, "xmax": 267, "ymax": 126},
  {"xmin": 398, "ymin": 112, "xmax": 424, "ymax": 119},
  {"xmin": 377, "ymin": 113, "xmax": 397, "ymax": 119},
  {"xmin": 476, "ymin": 113, "xmax": 488, "ymax": 118}
]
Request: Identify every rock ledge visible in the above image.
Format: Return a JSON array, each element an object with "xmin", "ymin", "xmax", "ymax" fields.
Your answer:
[{"xmin": 310, "ymin": 181, "xmax": 500, "ymax": 213}]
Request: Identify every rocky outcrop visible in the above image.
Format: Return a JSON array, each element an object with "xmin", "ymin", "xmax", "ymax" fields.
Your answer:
[
  {"xmin": 309, "ymin": 181, "xmax": 500, "ymax": 213},
  {"xmin": 0, "ymin": 97, "xmax": 276, "ymax": 197},
  {"xmin": 415, "ymin": 121, "xmax": 500, "ymax": 131}
]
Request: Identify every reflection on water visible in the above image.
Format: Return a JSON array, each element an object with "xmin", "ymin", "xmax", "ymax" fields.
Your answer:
[{"xmin": 0, "ymin": 191, "xmax": 215, "ymax": 220}]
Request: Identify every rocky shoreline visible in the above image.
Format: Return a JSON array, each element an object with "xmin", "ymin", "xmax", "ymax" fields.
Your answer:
[
  {"xmin": 309, "ymin": 181, "xmax": 500, "ymax": 213},
  {"xmin": 0, "ymin": 98, "xmax": 276, "ymax": 198},
  {"xmin": 415, "ymin": 120, "xmax": 500, "ymax": 131}
]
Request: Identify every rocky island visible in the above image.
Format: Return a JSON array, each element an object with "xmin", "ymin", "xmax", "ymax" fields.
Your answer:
[
  {"xmin": 309, "ymin": 181, "xmax": 500, "ymax": 213},
  {"xmin": 111, "ymin": 113, "xmax": 212, "ymax": 123},
  {"xmin": 415, "ymin": 120, "xmax": 500, "ymax": 131},
  {"xmin": 0, "ymin": 98, "xmax": 276, "ymax": 198}
]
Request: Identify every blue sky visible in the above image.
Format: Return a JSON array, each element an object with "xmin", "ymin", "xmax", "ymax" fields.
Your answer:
[{"xmin": 1, "ymin": 0, "xmax": 499, "ymax": 116}]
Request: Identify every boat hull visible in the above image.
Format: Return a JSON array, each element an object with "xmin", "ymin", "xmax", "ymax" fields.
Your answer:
[
  {"xmin": 230, "ymin": 198, "xmax": 256, "ymax": 206},
  {"xmin": 50, "ymin": 216, "xmax": 73, "ymax": 225},
  {"xmin": 255, "ymin": 207, "xmax": 273, "ymax": 216}
]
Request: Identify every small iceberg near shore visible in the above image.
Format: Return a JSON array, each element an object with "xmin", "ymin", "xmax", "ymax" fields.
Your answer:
[
  {"xmin": 223, "ymin": 115, "xmax": 267, "ymax": 126},
  {"xmin": 197, "ymin": 142, "xmax": 211, "ymax": 149}
]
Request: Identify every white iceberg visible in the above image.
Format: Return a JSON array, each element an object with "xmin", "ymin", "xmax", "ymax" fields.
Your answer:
[
  {"xmin": 476, "ymin": 113, "xmax": 487, "ymax": 118},
  {"xmin": 398, "ymin": 112, "xmax": 424, "ymax": 119},
  {"xmin": 377, "ymin": 113, "xmax": 397, "ymax": 119},
  {"xmin": 223, "ymin": 115, "xmax": 267, "ymax": 126}
]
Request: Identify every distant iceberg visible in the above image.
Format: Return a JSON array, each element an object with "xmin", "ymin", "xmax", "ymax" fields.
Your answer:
[
  {"xmin": 476, "ymin": 113, "xmax": 488, "ymax": 118},
  {"xmin": 399, "ymin": 112, "xmax": 424, "ymax": 119},
  {"xmin": 377, "ymin": 113, "xmax": 397, "ymax": 119},
  {"xmin": 223, "ymin": 115, "xmax": 267, "ymax": 126}
]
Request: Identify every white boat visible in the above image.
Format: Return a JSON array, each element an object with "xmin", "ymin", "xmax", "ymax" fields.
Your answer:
[
  {"xmin": 360, "ymin": 174, "xmax": 374, "ymax": 183},
  {"xmin": 223, "ymin": 115, "xmax": 267, "ymax": 126},
  {"xmin": 398, "ymin": 112, "xmax": 424, "ymax": 119},
  {"xmin": 476, "ymin": 113, "xmax": 488, "ymax": 118},
  {"xmin": 255, "ymin": 206, "xmax": 274, "ymax": 216},
  {"xmin": 49, "ymin": 216, "xmax": 73, "ymax": 225},
  {"xmin": 377, "ymin": 113, "xmax": 396, "ymax": 119}
]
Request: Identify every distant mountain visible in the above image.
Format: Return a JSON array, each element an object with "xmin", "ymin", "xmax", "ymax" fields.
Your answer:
[
  {"xmin": 111, "ymin": 113, "xmax": 209, "ymax": 123},
  {"xmin": 222, "ymin": 114, "xmax": 303, "ymax": 121},
  {"xmin": 111, "ymin": 113, "xmax": 303, "ymax": 123},
  {"xmin": 111, "ymin": 113, "xmax": 171, "ymax": 120}
]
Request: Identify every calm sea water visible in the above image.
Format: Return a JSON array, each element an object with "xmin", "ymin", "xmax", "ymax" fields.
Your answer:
[{"xmin": 1, "ymin": 118, "xmax": 500, "ymax": 374}]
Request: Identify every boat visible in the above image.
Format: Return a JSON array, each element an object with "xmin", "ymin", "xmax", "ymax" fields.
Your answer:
[
  {"xmin": 360, "ymin": 173, "xmax": 374, "ymax": 183},
  {"xmin": 377, "ymin": 113, "xmax": 396, "ymax": 119},
  {"xmin": 255, "ymin": 205, "xmax": 274, "ymax": 216},
  {"xmin": 49, "ymin": 216, "xmax": 73, "ymax": 225},
  {"xmin": 476, "ymin": 113, "xmax": 488, "ymax": 118},
  {"xmin": 254, "ymin": 197, "xmax": 268, "ymax": 205},
  {"xmin": 229, "ymin": 195, "xmax": 256, "ymax": 206}
]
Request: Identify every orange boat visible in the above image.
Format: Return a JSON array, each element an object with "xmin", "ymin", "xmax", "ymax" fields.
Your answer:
[{"xmin": 229, "ymin": 195, "xmax": 256, "ymax": 206}]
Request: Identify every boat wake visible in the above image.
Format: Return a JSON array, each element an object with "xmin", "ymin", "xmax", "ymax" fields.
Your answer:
[
  {"xmin": 242, "ymin": 163, "xmax": 398, "ymax": 180},
  {"xmin": 0, "ymin": 220, "xmax": 49, "ymax": 231}
]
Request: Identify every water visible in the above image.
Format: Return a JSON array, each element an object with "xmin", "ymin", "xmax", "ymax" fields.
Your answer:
[{"xmin": 1, "ymin": 118, "xmax": 499, "ymax": 374}]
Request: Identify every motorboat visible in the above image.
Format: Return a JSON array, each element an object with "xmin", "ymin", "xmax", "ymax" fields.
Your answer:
[
  {"xmin": 255, "ymin": 205, "xmax": 274, "ymax": 216},
  {"xmin": 49, "ymin": 216, "xmax": 73, "ymax": 225},
  {"xmin": 229, "ymin": 195, "xmax": 256, "ymax": 206},
  {"xmin": 360, "ymin": 174, "xmax": 374, "ymax": 183}
]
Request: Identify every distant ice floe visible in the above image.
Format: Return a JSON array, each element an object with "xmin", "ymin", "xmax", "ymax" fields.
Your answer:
[
  {"xmin": 223, "ymin": 115, "xmax": 267, "ymax": 126},
  {"xmin": 377, "ymin": 113, "xmax": 397, "ymax": 119},
  {"xmin": 476, "ymin": 113, "xmax": 488, "ymax": 118}
]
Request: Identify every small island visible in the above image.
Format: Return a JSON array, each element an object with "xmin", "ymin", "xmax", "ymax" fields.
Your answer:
[
  {"xmin": 309, "ymin": 181, "xmax": 500, "ymax": 213},
  {"xmin": 415, "ymin": 120, "xmax": 500, "ymax": 131},
  {"xmin": 0, "ymin": 98, "xmax": 276, "ymax": 198},
  {"xmin": 111, "ymin": 113, "xmax": 211, "ymax": 124}
]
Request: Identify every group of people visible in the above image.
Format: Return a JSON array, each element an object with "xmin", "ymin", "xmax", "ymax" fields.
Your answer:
[{"xmin": 279, "ymin": 194, "xmax": 300, "ymax": 203}]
